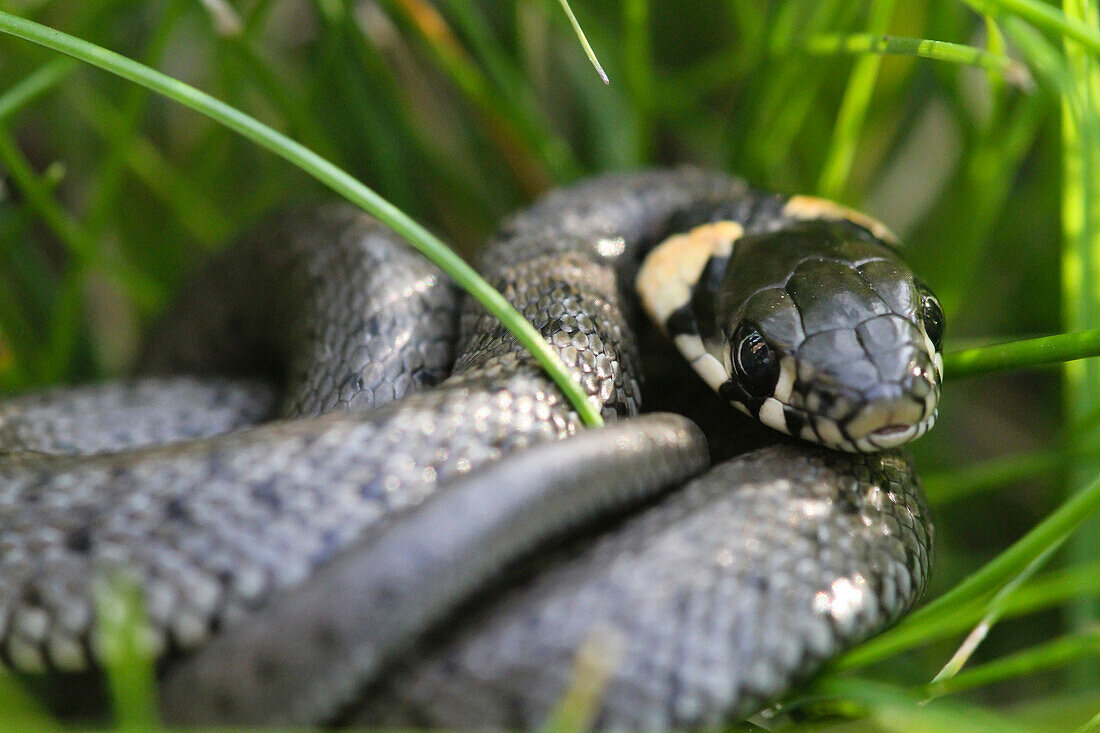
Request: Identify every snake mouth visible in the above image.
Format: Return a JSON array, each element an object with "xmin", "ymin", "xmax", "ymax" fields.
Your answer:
[
  {"xmin": 864, "ymin": 423, "xmax": 921, "ymax": 450},
  {"xmin": 819, "ymin": 412, "xmax": 937, "ymax": 452},
  {"xmin": 842, "ymin": 406, "xmax": 939, "ymax": 451},
  {"xmin": 747, "ymin": 395, "xmax": 937, "ymax": 453},
  {"xmin": 749, "ymin": 388, "xmax": 939, "ymax": 451}
]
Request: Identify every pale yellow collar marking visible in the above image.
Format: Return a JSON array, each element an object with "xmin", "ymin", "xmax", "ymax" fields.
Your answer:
[
  {"xmin": 784, "ymin": 195, "xmax": 898, "ymax": 244},
  {"xmin": 636, "ymin": 220, "xmax": 744, "ymax": 333}
]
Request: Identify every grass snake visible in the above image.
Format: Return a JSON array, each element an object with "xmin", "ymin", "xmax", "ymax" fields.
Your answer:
[{"xmin": 0, "ymin": 169, "xmax": 940, "ymax": 728}]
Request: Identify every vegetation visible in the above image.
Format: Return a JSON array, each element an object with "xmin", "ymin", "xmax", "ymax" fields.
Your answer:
[{"xmin": 1, "ymin": 0, "xmax": 1099, "ymax": 729}]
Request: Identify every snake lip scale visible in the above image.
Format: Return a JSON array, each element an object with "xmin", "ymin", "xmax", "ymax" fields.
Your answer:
[{"xmin": 0, "ymin": 169, "xmax": 939, "ymax": 728}]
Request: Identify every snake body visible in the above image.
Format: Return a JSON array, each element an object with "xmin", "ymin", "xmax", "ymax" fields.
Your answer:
[{"xmin": 0, "ymin": 170, "xmax": 937, "ymax": 727}]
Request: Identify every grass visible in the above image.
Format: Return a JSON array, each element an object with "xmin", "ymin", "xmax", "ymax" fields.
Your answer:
[{"xmin": 0, "ymin": 0, "xmax": 1099, "ymax": 729}]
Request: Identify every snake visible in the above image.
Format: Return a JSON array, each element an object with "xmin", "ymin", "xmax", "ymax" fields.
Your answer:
[{"xmin": 0, "ymin": 169, "xmax": 941, "ymax": 728}]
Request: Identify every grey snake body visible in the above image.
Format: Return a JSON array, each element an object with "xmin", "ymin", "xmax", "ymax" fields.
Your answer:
[{"xmin": 0, "ymin": 169, "xmax": 936, "ymax": 728}]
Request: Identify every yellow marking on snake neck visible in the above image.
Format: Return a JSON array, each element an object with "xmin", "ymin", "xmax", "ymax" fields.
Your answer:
[
  {"xmin": 784, "ymin": 196, "xmax": 898, "ymax": 244},
  {"xmin": 636, "ymin": 221, "xmax": 744, "ymax": 333}
]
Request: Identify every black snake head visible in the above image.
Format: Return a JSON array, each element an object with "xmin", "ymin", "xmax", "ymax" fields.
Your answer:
[{"xmin": 638, "ymin": 212, "xmax": 944, "ymax": 452}]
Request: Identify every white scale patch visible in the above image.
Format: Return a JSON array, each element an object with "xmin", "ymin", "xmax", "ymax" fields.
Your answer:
[
  {"xmin": 772, "ymin": 357, "xmax": 796, "ymax": 404},
  {"xmin": 636, "ymin": 221, "xmax": 744, "ymax": 333},
  {"xmin": 813, "ymin": 418, "xmax": 845, "ymax": 447},
  {"xmin": 640, "ymin": 221, "xmax": 746, "ymax": 401},
  {"xmin": 675, "ymin": 334, "xmax": 728, "ymax": 393},
  {"xmin": 758, "ymin": 398, "xmax": 788, "ymax": 435},
  {"xmin": 784, "ymin": 195, "xmax": 898, "ymax": 244}
]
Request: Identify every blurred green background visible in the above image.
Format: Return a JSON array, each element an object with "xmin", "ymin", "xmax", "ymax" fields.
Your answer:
[{"xmin": 0, "ymin": 0, "xmax": 1098, "ymax": 728}]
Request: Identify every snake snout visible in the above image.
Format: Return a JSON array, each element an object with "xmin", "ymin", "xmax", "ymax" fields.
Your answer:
[{"xmin": 792, "ymin": 316, "xmax": 940, "ymax": 452}]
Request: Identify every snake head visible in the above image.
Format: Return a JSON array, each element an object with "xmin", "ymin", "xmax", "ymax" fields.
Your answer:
[{"xmin": 639, "ymin": 214, "xmax": 943, "ymax": 453}]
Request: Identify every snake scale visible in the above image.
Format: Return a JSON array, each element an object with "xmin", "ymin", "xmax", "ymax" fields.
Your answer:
[{"xmin": 0, "ymin": 169, "xmax": 939, "ymax": 728}]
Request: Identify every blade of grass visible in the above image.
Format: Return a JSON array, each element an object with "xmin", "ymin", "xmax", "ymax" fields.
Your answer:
[
  {"xmin": 805, "ymin": 33, "xmax": 1033, "ymax": 89},
  {"xmin": 214, "ymin": 28, "xmax": 344, "ymax": 166},
  {"xmin": 0, "ymin": 673, "xmax": 58, "ymax": 730},
  {"xmin": 0, "ymin": 9, "xmax": 604, "ymax": 428},
  {"xmin": 962, "ymin": 0, "xmax": 1100, "ymax": 57},
  {"xmin": 744, "ymin": 0, "xmax": 852, "ymax": 183},
  {"xmin": 197, "ymin": 0, "xmax": 242, "ymax": 36},
  {"xmin": 922, "ymin": 447, "xmax": 1067, "ymax": 503},
  {"xmin": 242, "ymin": 0, "xmax": 280, "ymax": 35},
  {"xmin": 1061, "ymin": 0, "xmax": 1100, "ymax": 668},
  {"xmin": 38, "ymin": 267, "xmax": 89, "ymax": 384},
  {"xmin": 540, "ymin": 632, "xmax": 621, "ymax": 733},
  {"xmin": 982, "ymin": 15, "xmax": 1011, "ymax": 121},
  {"xmin": 811, "ymin": 677, "xmax": 1037, "ymax": 732},
  {"xmin": 0, "ymin": 57, "xmax": 75, "ymax": 386},
  {"xmin": 421, "ymin": 0, "xmax": 578, "ymax": 203},
  {"xmin": 0, "ymin": 125, "xmax": 165, "ymax": 310},
  {"xmin": 904, "ymin": 560, "xmax": 1100, "ymax": 651},
  {"xmin": 1078, "ymin": 709, "xmax": 1100, "ymax": 732},
  {"xmin": 556, "ymin": 30, "xmax": 639, "ymax": 170},
  {"xmin": 380, "ymin": 0, "xmax": 574, "ymax": 189},
  {"xmin": 931, "ymin": 541, "xmax": 1064, "ymax": 683},
  {"xmin": 926, "ymin": 628, "xmax": 1100, "ymax": 698},
  {"xmin": 907, "ymin": 82, "xmax": 1046, "ymax": 320},
  {"xmin": 944, "ymin": 329, "xmax": 1100, "ymax": 378},
  {"xmin": 436, "ymin": 0, "xmax": 556, "ymax": 135},
  {"xmin": 0, "ymin": 55, "xmax": 75, "ymax": 122},
  {"xmin": 925, "ymin": 401, "xmax": 1100, "ymax": 503},
  {"xmin": 76, "ymin": 86, "xmax": 233, "ymax": 247},
  {"xmin": 94, "ymin": 574, "xmax": 160, "ymax": 730},
  {"xmin": 309, "ymin": 0, "xmax": 427, "ymax": 216},
  {"xmin": 816, "ymin": 0, "xmax": 896, "ymax": 200},
  {"xmin": 554, "ymin": 0, "xmax": 607, "ymax": 84},
  {"xmin": 80, "ymin": 0, "xmax": 190, "ymax": 241}
]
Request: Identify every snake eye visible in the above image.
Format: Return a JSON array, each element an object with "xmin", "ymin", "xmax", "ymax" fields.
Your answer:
[
  {"xmin": 918, "ymin": 285, "xmax": 945, "ymax": 351},
  {"xmin": 732, "ymin": 325, "xmax": 780, "ymax": 399}
]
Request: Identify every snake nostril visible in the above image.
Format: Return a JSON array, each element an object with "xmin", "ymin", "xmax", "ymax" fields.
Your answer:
[{"xmin": 902, "ymin": 371, "xmax": 933, "ymax": 399}]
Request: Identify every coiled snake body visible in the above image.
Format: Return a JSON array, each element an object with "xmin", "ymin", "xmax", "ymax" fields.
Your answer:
[{"xmin": 0, "ymin": 170, "xmax": 939, "ymax": 728}]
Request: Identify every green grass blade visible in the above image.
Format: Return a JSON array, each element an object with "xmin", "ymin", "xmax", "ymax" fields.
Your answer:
[
  {"xmin": 917, "ymin": 560, "xmax": 1100, "ymax": 650},
  {"xmin": 1061, "ymin": 0, "xmax": 1100, "ymax": 663},
  {"xmin": 429, "ymin": 0, "xmax": 583, "ymax": 183},
  {"xmin": 379, "ymin": 0, "xmax": 576, "ymax": 188},
  {"xmin": 94, "ymin": 575, "xmax": 160, "ymax": 730},
  {"xmin": 0, "ymin": 56, "xmax": 75, "ymax": 122},
  {"xmin": 0, "ymin": 126, "xmax": 164, "ymax": 310},
  {"xmin": 926, "ymin": 629, "xmax": 1100, "ymax": 698},
  {"xmin": 922, "ymin": 447, "xmax": 1070, "ymax": 503},
  {"xmin": 0, "ymin": 9, "xmax": 604, "ymax": 428},
  {"xmin": 196, "ymin": 0, "xmax": 242, "ymax": 36},
  {"xmin": 555, "ymin": 0, "xmax": 608, "ymax": 84},
  {"xmin": 76, "ymin": 86, "xmax": 233, "ymax": 247},
  {"xmin": 944, "ymin": 329, "xmax": 1100, "ymax": 379},
  {"xmin": 0, "ymin": 673, "xmax": 58, "ymax": 730},
  {"xmin": 811, "ymin": 677, "xmax": 1037, "ymax": 732},
  {"xmin": 932, "ymin": 542, "xmax": 1062, "ymax": 683},
  {"xmin": 816, "ymin": 0, "xmax": 896, "ymax": 200},
  {"xmin": 805, "ymin": 33, "xmax": 1033, "ymax": 88},
  {"xmin": 962, "ymin": 0, "xmax": 1100, "ymax": 57}
]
